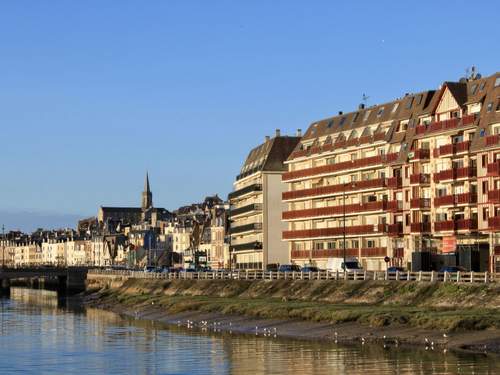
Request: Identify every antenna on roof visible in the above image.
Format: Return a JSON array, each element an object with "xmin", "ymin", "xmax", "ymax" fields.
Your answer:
[{"xmin": 362, "ymin": 93, "xmax": 370, "ymax": 107}]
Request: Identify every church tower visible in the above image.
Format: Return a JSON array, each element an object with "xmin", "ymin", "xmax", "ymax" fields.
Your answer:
[{"xmin": 142, "ymin": 172, "xmax": 153, "ymax": 210}]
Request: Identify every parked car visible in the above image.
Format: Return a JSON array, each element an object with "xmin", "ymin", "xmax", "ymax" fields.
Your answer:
[
  {"xmin": 301, "ymin": 265, "xmax": 320, "ymax": 273},
  {"xmin": 143, "ymin": 266, "xmax": 156, "ymax": 273},
  {"xmin": 278, "ymin": 264, "xmax": 302, "ymax": 272},
  {"xmin": 327, "ymin": 257, "xmax": 363, "ymax": 272},
  {"xmin": 266, "ymin": 263, "xmax": 279, "ymax": 272},
  {"xmin": 387, "ymin": 266, "xmax": 405, "ymax": 273},
  {"xmin": 439, "ymin": 266, "xmax": 467, "ymax": 273}
]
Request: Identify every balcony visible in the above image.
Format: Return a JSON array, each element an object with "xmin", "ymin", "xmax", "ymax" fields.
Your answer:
[
  {"xmin": 282, "ymin": 153, "xmax": 399, "ymax": 181},
  {"xmin": 488, "ymin": 190, "xmax": 500, "ymax": 203},
  {"xmin": 387, "ymin": 176, "xmax": 402, "ymax": 189},
  {"xmin": 290, "ymin": 250, "xmax": 310, "ymax": 259},
  {"xmin": 230, "ymin": 241, "xmax": 263, "ymax": 252},
  {"xmin": 489, "ymin": 217, "xmax": 500, "ymax": 230},
  {"xmin": 410, "ymin": 173, "xmax": 431, "ymax": 185},
  {"xmin": 433, "ymin": 167, "xmax": 476, "ymax": 183},
  {"xmin": 410, "ymin": 198, "xmax": 431, "ymax": 209},
  {"xmin": 434, "ymin": 220, "xmax": 454, "ymax": 232},
  {"xmin": 230, "ymin": 203, "xmax": 262, "ymax": 218},
  {"xmin": 413, "ymin": 115, "xmax": 475, "ymax": 137},
  {"xmin": 228, "ymin": 184, "xmax": 262, "ymax": 201},
  {"xmin": 282, "ymin": 177, "xmax": 387, "ymax": 201},
  {"xmin": 434, "ymin": 193, "xmax": 477, "ymax": 207},
  {"xmin": 230, "ymin": 222, "xmax": 263, "ymax": 235},
  {"xmin": 434, "ymin": 141, "xmax": 471, "ymax": 157},
  {"xmin": 282, "ymin": 201, "xmax": 389, "ymax": 220},
  {"xmin": 360, "ymin": 247, "xmax": 387, "ymax": 257},
  {"xmin": 410, "ymin": 148, "xmax": 430, "ymax": 161},
  {"xmin": 456, "ymin": 219, "xmax": 477, "ymax": 231},
  {"xmin": 487, "ymin": 162, "xmax": 500, "ymax": 177},
  {"xmin": 486, "ymin": 135, "xmax": 500, "ymax": 147},
  {"xmin": 387, "ymin": 200, "xmax": 403, "ymax": 212},
  {"xmin": 393, "ymin": 248, "xmax": 404, "ymax": 258},
  {"xmin": 387, "ymin": 223, "xmax": 403, "ymax": 236},
  {"xmin": 410, "ymin": 222, "xmax": 431, "ymax": 233},
  {"xmin": 282, "ymin": 224, "xmax": 387, "ymax": 240}
]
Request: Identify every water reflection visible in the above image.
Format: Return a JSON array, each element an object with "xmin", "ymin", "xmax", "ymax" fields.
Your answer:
[{"xmin": 0, "ymin": 288, "xmax": 498, "ymax": 374}]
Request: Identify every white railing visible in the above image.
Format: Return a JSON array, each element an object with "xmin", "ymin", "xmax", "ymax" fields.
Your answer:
[{"xmin": 87, "ymin": 269, "xmax": 500, "ymax": 284}]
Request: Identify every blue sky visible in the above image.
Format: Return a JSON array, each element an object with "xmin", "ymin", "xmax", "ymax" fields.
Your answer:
[{"xmin": 0, "ymin": 1, "xmax": 498, "ymax": 231}]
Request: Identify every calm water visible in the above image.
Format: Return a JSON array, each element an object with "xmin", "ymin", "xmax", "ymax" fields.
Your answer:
[{"xmin": 0, "ymin": 288, "xmax": 499, "ymax": 374}]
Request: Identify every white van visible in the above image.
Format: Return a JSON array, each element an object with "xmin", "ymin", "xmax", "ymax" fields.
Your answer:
[{"xmin": 327, "ymin": 257, "xmax": 363, "ymax": 272}]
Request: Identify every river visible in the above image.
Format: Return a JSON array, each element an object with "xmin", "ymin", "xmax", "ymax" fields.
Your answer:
[{"xmin": 0, "ymin": 287, "xmax": 498, "ymax": 374}]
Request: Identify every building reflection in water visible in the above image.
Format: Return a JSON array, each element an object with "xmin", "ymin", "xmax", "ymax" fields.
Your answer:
[{"xmin": 0, "ymin": 288, "xmax": 498, "ymax": 375}]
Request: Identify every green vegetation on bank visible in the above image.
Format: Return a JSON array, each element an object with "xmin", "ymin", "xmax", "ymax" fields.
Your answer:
[{"xmin": 87, "ymin": 278, "xmax": 500, "ymax": 332}]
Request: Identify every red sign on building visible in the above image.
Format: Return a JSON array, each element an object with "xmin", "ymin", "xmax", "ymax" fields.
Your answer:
[{"xmin": 442, "ymin": 236, "xmax": 457, "ymax": 253}]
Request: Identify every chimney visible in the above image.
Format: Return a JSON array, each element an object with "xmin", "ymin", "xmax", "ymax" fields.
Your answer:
[
  {"xmin": 338, "ymin": 111, "xmax": 343, "ymax": 115},
  {"xmin": 265, "ymin": 135, "xmax": 270, "ymax": 142},
  {"xmin": 275, "ymin": 129, "xmax": 281, "ymax": 137},
  {"xmin": 296, "ymin": 128, "xmax": 302, "ymax": 137}
]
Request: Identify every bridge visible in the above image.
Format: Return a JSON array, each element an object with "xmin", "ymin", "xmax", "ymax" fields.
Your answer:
[{"xmin": 0, "ymin": 267, "xmax": 88, "ymax": 295}]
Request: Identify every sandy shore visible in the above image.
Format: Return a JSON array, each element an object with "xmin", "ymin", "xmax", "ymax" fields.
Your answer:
[{"xmin": 84, "ymin": 292, "xmax": 500, "ymax": 355}]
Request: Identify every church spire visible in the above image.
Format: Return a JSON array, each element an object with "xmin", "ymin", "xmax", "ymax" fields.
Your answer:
[
  {"xmin": 142, "ymin": 172, "xmax": 153, "ymax": 210},
  {"xmin": 145, "ymin": 172, "xmax": 151, "ymax": 193}
]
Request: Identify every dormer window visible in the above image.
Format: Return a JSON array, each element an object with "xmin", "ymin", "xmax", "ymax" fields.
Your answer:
[
  {"xmin": 495, "ymin": 77, "xmax": 500, "ymax": 87},
  {"xmin": 363, "ymin": 110, "xmax": 371, "ymax": 122},
  {"xmin": 352, "ymin": 112, "xmax": 359, "ymax": 122},
  {"xmin": 470, "ymin": 84, "xmax": 478, "ymax": 95},
  {"xmin": 377, "ymin": 107, "xmax": 385, "ymax": 117},
  {"xmin": 480, "ymin": 81, "xmax": 486, "ymax": 91},
  {"xmin": 339, "ymin": 117, "xmax": 346, "ymax": 126},
  {"xmin": 487, "ymin": 102, "xmax": 494, "ymax": 112},
  {"xmin": 327, "ymin": 119, "xmax": 334, "ymax": 128},
  {"xmin": 405, "ymin": 97, "xmax": 414, "ymax": 109},
  {"xmin": 416, "ymin": 94, "xmax": 423, "ymax": 105}
]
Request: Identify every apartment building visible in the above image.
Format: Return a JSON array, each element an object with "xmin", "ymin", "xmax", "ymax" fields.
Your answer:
[
  {"xmin": 283, "ymin": 71, "xmax": 500, "ymax": 271},
  {"xmin": 229, "ymin": 130, "xmax": 300, "ymax": 270}
]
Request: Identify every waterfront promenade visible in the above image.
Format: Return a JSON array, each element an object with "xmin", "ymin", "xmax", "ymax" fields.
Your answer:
[{"xmin": 89, "ymin": 269, "xmax": 500, "ymax": 284}]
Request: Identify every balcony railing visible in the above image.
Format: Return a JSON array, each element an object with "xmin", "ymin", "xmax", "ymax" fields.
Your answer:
[
  {"xmin": 230, "ymin": 241, "xmax": 263, "ymax": 251},
  {"xmin": 290, "ymin": 250, "xmax": 310, "ymax": 259},
  {"xmin": 487, "ymin": 161, "xmax": 500, "ymax": 177},
  {"xmin": 410, "ymin": 198, "xmax": 431, "ymax": 209},
  {"xmin": 433, "ymin": 167, "xmax": 476, "ymax": 183},
  {"xmin": 360, "ymin": 247, "xmax": 387, "ymax": 257},
  {"xmin": 456, "ymin": 219, "xmax": 477, "ymax": 231},
  {"xmin": 289, "ymin": 132, "xmax": 388, "ymax": 160},
  {"xmin": 413, "ymin": 115, "xmax": 475, "ymax": 137},
  {"xmin": 230, "ymin": 222, "xmax": 263, "ymax": 235},
  {"xmin": 296, "ymin": 248, "xmax": 360, "ymax": 259},
  {"xmin": 282, "ymin": 224, "xmax": 387, "ymax": 240},
  {"xmin": 410, "ymin": 222, "xmax": 431, "ymax": 233},
  {"xmin": 410, "ymin": 173, "xmax": 431, "ymax": 185},
  {"xmin": 283, "ymin": 153, "xmax": 399, "ymax": 181},
  {"xmin": 387, "ymin": 200, "xmax": 403, "ymax": 212},
  {"xmin": 230, "ymin": 203, "xmax": 262, "ymax": 217},
  {"xmin": 393, "ymin": 248, "xmax": 404, "ymax": 258},
  {"xmin": 410, "ymin": 148, "xmax": 430, "ymax": 161},
  {"xmin": 434, "ymin": 220, "xmax": 454, "ymax": 232},
  {"xmin": 434, "ymin": 192, "xmax": 477, "ymax": 207},
  {"xmin": 387, "ymin": 223, "xmax": 403, "ymax": 236},
  {"xmin": 228, "ymin": 184, "xmax": 262, "ymax": 201},
  {"xmin": 282, "ymin": 177, "xmax": 387, "ymax": 201},
  {"xmin": 488, "ymin": 217, "xmax": 500, "ymax": 230},
  {"xmin": 434, "ymin": 141, "xmax": 471, "ymax": 157},
  {"xmin": 387, "ymin": 176, "xmax": 403, "ymax": 189},
  {"xmin": 282, "ymin": 201, "xmax": 388, "ymax": 220},
  {"xmin": 488, "ymin": 190, "xmax": 500, "ymax": 203},
  {"xmin": 486, "ymin": 135, "xmax": 500, "ymax": 147}
]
